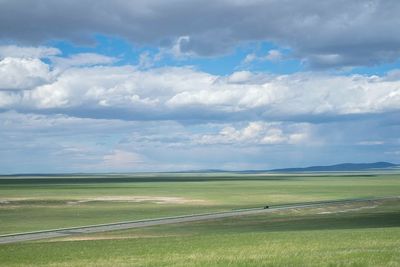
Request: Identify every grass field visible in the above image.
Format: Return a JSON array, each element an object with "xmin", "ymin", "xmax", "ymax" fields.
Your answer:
[
  {"xmin": 0, "ymin": 172, "xmax": 399, "ymax": 266},
  {"xmin": 1, "ymin": 198, "xmax": 399, "ymax": 266},
  {"xmin": 1, "ymin": 173, "xmax": 400, "ymax": 235}
]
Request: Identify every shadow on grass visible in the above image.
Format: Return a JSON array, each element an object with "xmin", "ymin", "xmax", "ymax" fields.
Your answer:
[{"xmin": 171, "ymin": 210, "xmax": 400, "ymax": 235}]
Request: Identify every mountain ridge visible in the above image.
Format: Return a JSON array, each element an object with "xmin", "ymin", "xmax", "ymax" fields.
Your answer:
[
  {"xmin": 0, "ymin": 162, "xmax": 398, "ymax": 176},
  {"xmin": 269, "ymin": 161, "xmax": 398, "ymax": 172}
]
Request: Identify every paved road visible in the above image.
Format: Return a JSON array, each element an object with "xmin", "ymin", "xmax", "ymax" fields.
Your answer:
[{"xmin": 0, "ymin": 196, "xmax": 397, "ymax": 244}]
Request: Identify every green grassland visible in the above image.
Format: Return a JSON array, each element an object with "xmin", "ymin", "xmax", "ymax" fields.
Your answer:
[
  {"xmin": 1, "ymin": 198, "xmax": 399, "ymax": 266},
  {"xmin": 0, "ymin": 173, "xmax": 399, "ymax": 235},
  {"xmin": 0, "ymin": 173, "xmax": 399, "ymax": 266}
]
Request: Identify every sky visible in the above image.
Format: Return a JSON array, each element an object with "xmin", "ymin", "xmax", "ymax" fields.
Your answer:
[{"xmin": 1, "ymin": 0, "xmax": 400, "ymax": 173}]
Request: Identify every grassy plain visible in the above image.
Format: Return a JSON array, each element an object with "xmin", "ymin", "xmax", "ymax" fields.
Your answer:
[
  {"xmin": 0, "ymin": 172, "xmax": 399, "ymax": 266},
  {"xmin": 0, "ymin": 173, "xmax": 399, "ymax": 235},
  {"xmin": 0, "ymin": 198, "xmax": 399, "ymax": 266}
]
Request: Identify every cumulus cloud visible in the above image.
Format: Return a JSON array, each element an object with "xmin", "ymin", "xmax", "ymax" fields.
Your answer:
[
  {"xmin": 196, "ymin": 122, "xmax": 310, "ymax": 145},
  {"xmin": 1, "ymin": 51, "xmax": 400, "ymax": 120},
  {"xmin": 226, "ymin": 71, "xmax": 254, "ymax": 83},
  {"xmin": 1, "ymin": 1, "xmax": 400, "ymax": 67},
  {"xmin": 0, "ymin": 111, "xmax": 151, "ymax": 172},
  {"xmin": 2, "ymin": 2, "xmax": 400, "ymax": 172},
  {"xmin": 0, "ymin": 47, "xmax": 118, "ymax": 91},
  {"xmin": 0, "ymin": 47, "xmax": 399, "ymax": 173},
  {"xmin": 0, "ymin": 57, "xmax": 53, "ymax": 90},
  {"xmin": 165, "ymin": 71, "xmax": 400, "ymax": 119},
  {"xmin": 1, "ymin": 110, "xmax": 399, "ymax": 173}
]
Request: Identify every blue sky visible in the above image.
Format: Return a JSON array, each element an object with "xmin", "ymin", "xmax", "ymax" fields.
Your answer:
[
  {"xmin": 45, "ymin": 36, "xmax": 302, "ymax": 75},
  {"xmin": 0, "ymin": 0, "xmax": 400, "ymax": 173}
]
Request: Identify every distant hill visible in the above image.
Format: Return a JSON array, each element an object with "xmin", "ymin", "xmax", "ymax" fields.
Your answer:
[
  {"xmin": 270, "ymin": 162, "xmax": 398, "ymax": 172},
  {"xmin": 2, "ymin": 162, "xmax": 397, "ymax": 176},
  {"xmin": 167, "ymin": 162, "xmax": 399, "ymax": 174}
]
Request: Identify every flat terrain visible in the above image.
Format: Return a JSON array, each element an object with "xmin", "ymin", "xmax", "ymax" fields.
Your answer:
[
  {"xmin": 1, "ymin": 173, "xmax": 399, "ymax": 235},
  {"xmin": 0, "ymin": 197, "xmax": 399, "ymax": 266},
  {"xmin": 0, "ymin": 172, "xmax": 399, "ymax": 266},
  {"xmin": 2, "ymin": 196, "xmax": 393, "ymax": 244}
]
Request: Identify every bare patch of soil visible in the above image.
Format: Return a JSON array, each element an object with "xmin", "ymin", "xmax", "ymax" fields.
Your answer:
[{"xmin": 66, "ymin": 196, "xmax": 206, "ymax": 205}]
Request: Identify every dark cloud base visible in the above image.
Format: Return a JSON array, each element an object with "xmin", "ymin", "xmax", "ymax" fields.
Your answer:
[{"xmin": 1, "ymin": 0, "xmax": 400, "ymax": 68}]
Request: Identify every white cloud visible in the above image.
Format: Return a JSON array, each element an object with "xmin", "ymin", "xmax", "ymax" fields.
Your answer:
[
  {"xmin": 167, "ymin": 72, "xmax": 400, "ymax": 116},
  {"xmin": 50, "ymin": 53, "xmax": 117, "ymax": 68},
  {"xmin": 0, "ymin": 57, "xmax": 53, "ymax": 90},
  {"xmin": 243, "ymin": 53, "xmax": 257, "ymax": 64},
  {"xmin": 265, "ymin": 49, "xmax": 282, "ymax": 61},
  {"xmin": 0, "ymin": 110, "xmax": 398, "ymax": 173},
  {"xmin": 22, "ymin": 65, "xmax": 163, "ymax": 109},
  {"xmin": 102, "ymin": 150, "xmax": 143, "ymax": 169},
  {"xmin": 196, "ymin": 122, "xmax": 310, "ymax": 145},
  {"xmin": 227, "ymin": 71, "xmax": 253, "ymax": 83},
  {"xmin": 357, "ymin": 141, "xmax": 385, "ymax": 146},
  {"xmin": 171, "ymin": 36, "xmax": 195, "ymax": 58},
  {"xmin": 242, "ymin": 49, "xmax": 283, "ymax": 64},
  {"xmin": 0, "ymin": 91, "xmax": 21, "ymax": 106},
  {"xmin": 0, "ymin": 110, "xmax": 133, "ymax": 132},
  {"xmin": 0, "ymin": 45, "xmax": 60, "ymax": 59},
  {"xmin": 138, "ymin": 51, "xmax": 155, "ymax": 69},
  {"xmin": 1, "ymin": 49, "xmax": 400, "ymax": 122}
]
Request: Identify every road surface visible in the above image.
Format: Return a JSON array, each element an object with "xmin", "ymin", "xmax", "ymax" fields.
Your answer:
[{"xmin": 0, "ymin": 196, "xmax": 397, "ymax": 244}]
